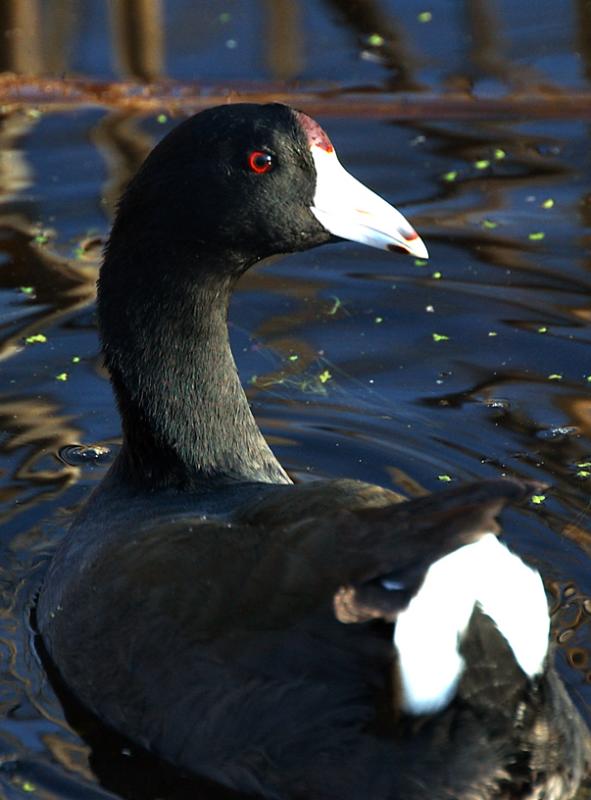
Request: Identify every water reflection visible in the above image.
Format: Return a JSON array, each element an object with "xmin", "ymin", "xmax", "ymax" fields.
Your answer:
[
  {"xmin": 264, "ymin": 0, "xmax": 303, "ymax": 82},
  {"xmin": 109, "ymin": 0, "xmax": 163, "ymax": 82},
  {"xmin": 92, "ymin": 111, "xmax": 155, "ymax": 217},
  {"xmin": 0, "ymin": 1, "xmax": 43, "ymax": 76},
  {"xmin": 325, "ymin": 0, "xmax": 421, "ymax": 90},
  {"xmin": 0, "ymin": 395, "xmax": 80, "ymax": 527},
  {"xmin": 0, "ymin": 2, "xmax": 589, "ymax": 793},
  {"xmin": 0, "ymin": 0, "xmax": 582, "ymax": 91}
]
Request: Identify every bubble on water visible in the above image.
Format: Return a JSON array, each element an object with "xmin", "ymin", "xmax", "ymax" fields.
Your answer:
[{"xmin": 58, "ymin": 444, "xmax": 112, "ymax": 466}]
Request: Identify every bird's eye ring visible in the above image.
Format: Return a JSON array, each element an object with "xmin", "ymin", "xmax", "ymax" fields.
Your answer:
[{"xmin": 248, "ymin": 151, "xmax": 274, "ymax": 174}]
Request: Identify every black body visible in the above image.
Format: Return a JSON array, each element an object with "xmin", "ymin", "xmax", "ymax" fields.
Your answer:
[{"xmin": 37, "ymin": 104, "xmax": 590, "ymax": 799}]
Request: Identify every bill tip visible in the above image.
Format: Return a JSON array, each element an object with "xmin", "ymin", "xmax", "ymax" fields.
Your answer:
[{"xmin": 388, "ymin": 238, "xmax": 429, "ymax": 259}]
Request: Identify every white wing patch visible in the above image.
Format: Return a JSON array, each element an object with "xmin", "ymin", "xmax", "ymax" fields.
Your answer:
[{"xmin": 393, "ymin": 533, "xmax": 549, "ymax": 716}]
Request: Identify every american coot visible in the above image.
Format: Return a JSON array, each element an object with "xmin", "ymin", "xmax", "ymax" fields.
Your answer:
[{"xmin": 38, "ymin": 104, "xmax": 590, "ymax": 799}]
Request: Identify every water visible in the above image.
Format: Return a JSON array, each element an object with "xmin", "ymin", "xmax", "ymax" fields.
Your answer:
[{"xmin": 0, "ymin": 1, "xmax": 590, "ymax": 797}]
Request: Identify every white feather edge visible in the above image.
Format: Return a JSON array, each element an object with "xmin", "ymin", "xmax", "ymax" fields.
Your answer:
[{"xmin": 393, "ymin": 533, "xmax": 550, "ymax": 716}]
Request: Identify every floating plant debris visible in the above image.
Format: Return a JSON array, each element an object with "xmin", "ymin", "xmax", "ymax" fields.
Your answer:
[
  {"xmin": 327, "ymin": 296, "xmax": 342, "ymax": 315},
  {"xmin": 366, "ymin": 33, "xmax": 385, "ymax": 46}
]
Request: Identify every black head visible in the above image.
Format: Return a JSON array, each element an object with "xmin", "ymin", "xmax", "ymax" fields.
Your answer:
[
  {"xmin": 107, "ymin": 102, "xmax": 427, "ymax": 279},
  {"xmin": 110, "ymin": 103, "xmax": 334, "ymax": 271}
]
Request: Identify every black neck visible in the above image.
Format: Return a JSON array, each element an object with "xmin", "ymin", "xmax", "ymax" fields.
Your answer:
[{"xmin": 98, "ymin": 244, "xmax": 290, "ymax": 490}]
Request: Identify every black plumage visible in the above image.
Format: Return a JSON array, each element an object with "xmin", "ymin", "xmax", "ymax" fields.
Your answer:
[{"xmin": 38, "ymin": 103, "xmax": 590, "ymax": 799}]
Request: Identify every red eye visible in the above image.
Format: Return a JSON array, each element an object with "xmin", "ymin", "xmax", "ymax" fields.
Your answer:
[{"xmin": 248, "ymin": 151, "xmax": 273, "ymax": 174}]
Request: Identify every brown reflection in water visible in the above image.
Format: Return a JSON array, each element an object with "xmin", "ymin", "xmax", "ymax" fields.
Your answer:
[
  {"xmin": 414, "ymin": 121, "xmax": 572, "ymax": 281},
  {"xmin": 384, "ymin": 466, "xmax": 429, "ymax": 497},
  {"xmin": 0, "ymin": 396, "xmax": 81, "ymax": 527},
  {"xmin": 0, "ymin": 0, "xmax": 41, "ymax": 76},
  {"xmin": 0, "ymin": 228, "xmax": 97, "ymax": 361},
  {"xmin": 559, "ymin": 395, "xmax": 591, "ymax": 439},
  {"xmin": 240, "ymin": 272, "xmax": 400, "ymax": 413},
  {"xmin": 42, "ymin": 732, "xmax": 95, "ymax": 784},
  {"xmin": 43, "ymin": 0, "xmax": 78, "ymax": 76},
  {"xmin": 576, "ymin": 0, "xmax": 591, "ymax": 84},
  {"xmin": 0, "ymin": 116, "xmax": 96, "ymax": 362},
  {"xmin": 91, "ymin": 111, "xmax": 155, "ymax": 219},
  {"xmin": 0, "ymin": 0, "xmax": 80, "ymax": 78},
  {"xmin": 324, "ymin": 0, "xmax": 421, "ymax": 91},
  {"xmin": 551, "ymin": 581, "xmax": 591, "ymax": 697},
  {"xmin": 419, "ymin": 120, "xmax": 567, "ymax": 220},
  {"xmin": 264, "ymin": 0, "xmax": 303, "ymax": 82},
  {"xmin": 0, "ymin": 109, "xmax": 99, "ymax": 527},
  {"xmin": 0, "ymin": 112, "xmax": 37, "ymax": 202},
  {"xmin": 423, "ymin": 375, "xmax": 591, "ymax": 547},
  {"xmin": 570, "ymin": 307, "xmax": 591, "ymax": 324},
  {"xmin": 576, "ymin": 129, "xmax": 591, "ymax": 244},
  {"xmin": 0, "ymin": 0, "xmax": 579, "ymax": 102},
  {"xmin": 240, "ymin": 266, "xmax": 331, "ymax": 400},
  {"xmin": 240, "ymin": 266, "xmax": 389, "ymax": 420},
  {"xmin": 448, "ymin": 0, "xmax": 541, "ymax": 91},
  {"xmin": 0, "ymin": 0, "xmax": 165, "ymax": 82},
  {"xmin": 109, "ymin": 0, "xmax": 164, "ymax": 82}
]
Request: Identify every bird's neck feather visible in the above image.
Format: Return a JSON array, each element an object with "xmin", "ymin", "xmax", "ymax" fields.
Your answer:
[{"xmin": 98, "ymin": 243, "xmax": 290, "ymax": 490}]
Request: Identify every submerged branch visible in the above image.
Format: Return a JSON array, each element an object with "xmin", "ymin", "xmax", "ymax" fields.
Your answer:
[{"xmin": 1, "ymin": 75, "xmax": 591, "ymax": 119}]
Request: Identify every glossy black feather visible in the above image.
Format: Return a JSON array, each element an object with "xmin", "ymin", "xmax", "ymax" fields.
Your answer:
[{"xmin": 37, "ymin": 104, "xmax": 590, "ymax": 800}]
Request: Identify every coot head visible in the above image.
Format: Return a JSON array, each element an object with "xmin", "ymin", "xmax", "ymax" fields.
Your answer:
[
  {"xmin": 109, "ymin": 102, "xmax": 427, "ymax": 277},
  {"xmin": 98, "ymin": 103, "xmax": 427, "ymax": 486}
]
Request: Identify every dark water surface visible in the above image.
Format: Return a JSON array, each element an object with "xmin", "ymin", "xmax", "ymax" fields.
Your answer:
[{"xmin": 0, "ymin": 1, "xmax": 590, "ymax": 798}]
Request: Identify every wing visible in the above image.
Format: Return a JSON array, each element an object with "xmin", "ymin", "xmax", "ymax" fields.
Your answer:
[{"xmin": 38, "ymin": 477, "xmax": 546, "ymax": 798}]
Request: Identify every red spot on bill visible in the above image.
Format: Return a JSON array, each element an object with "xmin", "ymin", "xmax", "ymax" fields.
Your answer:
[
  {"xmin": 295, "ymin": 111, "xmax": 334, "ymax": 153},
  {"xmin": 403, "ymin": 230, "xmax": 419, "ymax": 241}
]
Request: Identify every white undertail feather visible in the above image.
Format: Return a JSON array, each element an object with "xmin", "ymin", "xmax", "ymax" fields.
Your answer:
[{"xmin": 393, "ymin": 534, "xmax": 550, "ymax": 716}]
